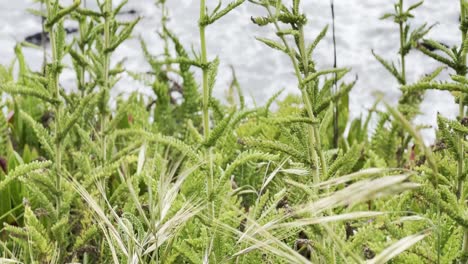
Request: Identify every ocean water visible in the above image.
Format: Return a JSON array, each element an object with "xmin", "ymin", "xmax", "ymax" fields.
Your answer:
[{"xmin": 0, "ymin": 0, "xmax": 462, "ymax": 142}]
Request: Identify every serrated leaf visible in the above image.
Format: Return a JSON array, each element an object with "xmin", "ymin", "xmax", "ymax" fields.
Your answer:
[
  {"xmin": 207, "ymin": 57, "xmax": 220, "ymax": 97},
  {"xmin": 368, "ymin": 232, "xmax": 429, "ymax": 264},
  {"xmin": 57, "ymin": 94, "xmax": 97, "ymax": 142},
  {"xmin": 208, "ymin": 0, "xmax": 245, "ymax": 25},
  {"xmin": 46, "ymin": 0, "xmax": 81, "ymax": 28},
  {"xmin": 0, "ymin": 160, "xmax": 52, "ymax": 191},
  {"xmin": 256, "ymin": 37, "xmax": 287, "ymax": 53},
  {"xmin": 408, "ymin": 1, "xmax": 424, "ymax": 11},
  {"xmin": 380, "ymin": 13, "xmax": 394, "ymax": 20},
  {"xmin": 20, "ymin": 111, "xmax": 55, "ymax": 158},
  {"xmin": 372, "ymin": 50, "xmax": 404, "ymax": 84},
  {"xmin": 308, "ymin": 25, "xmax": 328, "ymax": 58},
  {"xmin": 0, "ymin": 83, "xmax": 60, "ymax": 105},
  {"xmin": 106, "ymin": 17, "xmax": 140, "ymax": 53},
  {"xmin": 203, "ymin": 109, "xmax": 235, "ymax": 147}
]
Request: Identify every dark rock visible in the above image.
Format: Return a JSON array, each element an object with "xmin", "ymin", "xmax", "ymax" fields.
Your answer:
[
  {"xmin": 294, "ymin": 231, "xmax": 312, "ymax": 260},
  {"xmin": 345, "ymin": 222, "xmax": 356, "ymax": 240},
  {"xmin": 25, "ymin": 32, "xmax": 49, "ymax": 46},
  {"xmin": 65, "ymin": 28, "xmax": 78, "ymax": 34},
  {"xmin": 363, "ymin": 246, "xmax": 376, "ymax": 259},
  {"xmin": 119, "ymin": 9, "xmax": 137, "ymax": 15},
  {"xmin": 418, "ymin": 41, "xmax": 450, "ymax": 52},
  {"xmin": 0, "ymin": 157, "xmax": 7, "ymax": 174},
  {"xmin": 461, "ymin": 117, "xmax": 468, "ymax": 126},
  {"xmin": 41, "ymin": 111, "xmax": 55, "ymax": 128},
  {"xmin": 25, "ymin": 27, "xmax": 78, "ymax": 46}
]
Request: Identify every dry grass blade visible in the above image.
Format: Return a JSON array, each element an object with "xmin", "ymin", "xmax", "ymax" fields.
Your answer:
[
  {"xmin": 368, "ymin": 231, "xmax": 430, "ymax": 264},
  {"xmin": 0, "ymin": 259, "xmax": 23, "ymax": 264},
  {"xmin": 158, "ymin": 163, "xmax": 202, "ymax": 222},
  {"xmin": 97, "ymin": 218, "xmax": 121, "ymax": 263},
  {"xmin": 272, "ymin": 211, "xmax": 385, "ymax": 229},
  {"xmin": 310, "ymin": 168, "xmax": 396, "ymax": 189},
  {"xmin": 260, "ymin": 159, "xmax": 288, "ymax": 194},
  {"xmin": 207, "ymin": 198, "xmax": 310, "ymax": 263},
  {"xmin": 220, "ymin": 219, "xmax": 311, "ymax": 264},
  {"xmin": 230, "ymin": 172, "xmax": 419, "ymax": 262},
  {"xmin": 392, "ymin": 215, "xmax": 431, "ymax": 225},
  {"xmin": 279, "ymin": 168, "xmax": 310, "ymax": 176},
  {"xmin": 238, "ymin": 189, "xmax": 287, "ymax": 243},
  {"xmin": 143, "ymin": 200, "xmax": 204, "ymax": 255},
  {"xmin": 296, "ymin": 174, "xmax": 418, "ymax": 215},
  {"xmin": 137, "ymin": 143, "xmax": 146, "ymax": 175},
  {"xmin": 69, "ymin": 178, "xmax": 129, "ymax": 257}
]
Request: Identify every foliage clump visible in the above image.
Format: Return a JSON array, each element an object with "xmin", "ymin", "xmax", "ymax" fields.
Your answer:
[{"xmin": 0, "ymin": 0, "xmax": 467, "ymax": 263}]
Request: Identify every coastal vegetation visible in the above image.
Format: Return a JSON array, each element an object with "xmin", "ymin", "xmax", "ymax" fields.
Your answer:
[{"xmin": 0, "ymin": 0, "xmax": 467, "ymax": 263}]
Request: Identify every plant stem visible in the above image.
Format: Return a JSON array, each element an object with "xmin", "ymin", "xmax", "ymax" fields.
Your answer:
[
  {"xmin": 200, "ymin": 0, "xmax": 209, "ymax": 140},
  {"xmin": 78, "ymin": 11, "xmax": 86, "ymax": 97},
  {"xmin": 297, "ymin": 11, "xmax": 331, "ymax": 255},
  {"xmin": 330, "ymin": 0, "xmax": 339, "ymax": 148},
  {"xmin": 102, "ymin": 0, "xmax": 112, "ymax": 164},
  {"xmin": 298, "ymin": 26, "xmax": 328, "ymax": 181},
  {"xmin": 41, "ymin": 2, "xmax": 47, "ymax": 73},
  {"xmin": 78, "ymin": 2, "xmax": 89, "ymax": 261},
  {"xmin": 458, "ymin": 1, "xmax": 467, "ymax": 199},
  {"xmin": 78, "ymin": 54, "xmax": 86, "ymax": 97},
  {"xmin": 459, "ymin": 0, "xmax": 468, "ymax": 257},
  {"xmin": 46, "ymin": 0, "xmax": 62, "ymax": 216},
  {"xmin": 394, "ymin": 0, "xmax": 407, "ymax": 168},
  {"xmin": 199, "ymin": 0, "xmax": 214, "ymax": 222},
  {"xmin": 399, "ymin": 0, "xmax": 406, "ymax": 85},
  {"xmin": 263, "ymin": 5, "xmax": 325, "ymax": 183}
]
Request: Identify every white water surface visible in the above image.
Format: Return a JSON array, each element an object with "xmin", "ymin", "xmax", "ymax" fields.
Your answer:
[{"xmin": 0, "ymin": 0, "xmax": 462, "ymax": 142}]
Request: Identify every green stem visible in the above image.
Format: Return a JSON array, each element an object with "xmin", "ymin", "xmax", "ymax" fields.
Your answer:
[
  {"xmin": 459, "ymin": 1, "xmax": 467, "ymax": 200},
  {"xmin": 263, "ymin": 5, "xmax": 325, "ymax": 183},
  {"xmin": 102, "ymin": 0, "xmax": 112, "ymax": 164},
  {"xmin": 200, "ymin": 0, "xmax": 209, "ymax": 140},
  {"xmin": 460, "ymin": 0, "xmax": 468, "ymax": 257},
  {"xmin": 330, "ymin": 0, "xmax": 339, "ymax": 148},
  {"xmin": 399, "ymin": 0, "xmax": 406, "ymax": 85},
  {"xmin": 46, "ymin": 0, "xmax": 62, "ymax": 217},
  {"xmin": 41, "ymin": 3, "xmax": 47, "ymax": 73},
  {"xmin": 297, "ymin": 16, "xmax": 331, "ymax": 256},
  {"xmin": 298, "ymin": 27, "xmax": 327, "ymax": 182},
  {"xmin": 199, "ymin": 0, "xmax": 214, "ymax": 222},
  {"xmin": 78, "ymin": 15, "xmax": 86, "ymax": 97}
]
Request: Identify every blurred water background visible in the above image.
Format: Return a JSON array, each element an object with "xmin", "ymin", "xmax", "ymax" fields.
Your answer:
[{"xmin": 0, "ymin": 0, "xmax": 461, "ymax": 142}]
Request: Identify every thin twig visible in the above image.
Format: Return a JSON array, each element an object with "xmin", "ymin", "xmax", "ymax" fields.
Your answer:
[{"xmin": 330, "ymin": 0, "xmax": 339, "ymax": 148}]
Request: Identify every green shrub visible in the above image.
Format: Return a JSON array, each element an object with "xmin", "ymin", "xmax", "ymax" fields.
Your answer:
[{"xmin": 0, "ymin": 0, "xmax": 467, "ymax": 263}]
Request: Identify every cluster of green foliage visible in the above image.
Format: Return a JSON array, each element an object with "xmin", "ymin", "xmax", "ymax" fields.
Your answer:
[{"xmin": 0, "ymin": 0, "xmax": 467, "ymax": 263}]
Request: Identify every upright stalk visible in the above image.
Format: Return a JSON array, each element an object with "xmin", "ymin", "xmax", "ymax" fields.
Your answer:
[
  {"xmin": 459, "ymin": 0, "xmax": 468, "ymax": 257},
  {"xmin": 199, "ymin": 0, "xmax": 214, "ymax": 220},
  {"xmin": 458, "ymin": 1, "xmax": 466, "ymax": 199},
  {"xmin": 78, "ymin": 4, "xmax": 90, "ymax": 263},
  {"xmin": 298, "ymin": 26, "xmax": 328, "ymax": 181},
  {"xmin": 296, "ymin": 7, "xmax": 336, "ymax": 257},
  {"xmin": 41, "ymin": 2, "xmax": 47, "ymax": 73},
  {"xmin": 200, "ymin": 0, "xmax": 209, "ymax": 140},
  {"xmin": 102, "ymin": 0, "xmax": 112, "ymax": 163},
  {"xmin": 46, "ymin": 0, "xmax": 62, "ymax": 216},
  {"xmin": 398, "ymin": 0, "xmax": 406, "ymax": 85},
  {"xmin": 397, "ymin": 0, "xmax": 407, "ymax": 168},
  {"xmin": 330, "ymin": 0, "xmax": 339, "ymax": 148},
  {"xmin": 262, "ymin": 5, "xmax": 323, "ymax": 183},
  {"xmin": 77, "ymin": 5, "xmax": 86, "ymax": 97}
]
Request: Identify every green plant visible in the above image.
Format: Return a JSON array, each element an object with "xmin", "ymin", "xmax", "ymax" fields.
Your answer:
[
  {"xmin": 370, "ymin": 0, "xmax": 437, "ymax": 168},
  {"xmin": 0, "ymin": 0, "xmax": 467, "ymax": 263},
  {"xmin": 364, "ymin": 0, "xmax": 468, "ymax": 262}
]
